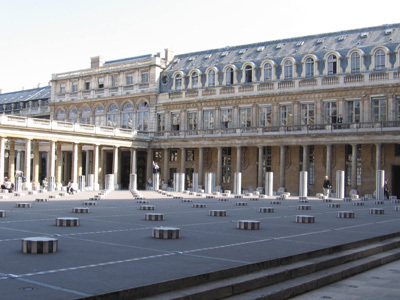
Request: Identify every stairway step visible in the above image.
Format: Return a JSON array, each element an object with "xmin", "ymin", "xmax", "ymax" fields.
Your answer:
[{"xmin": 140, "ymin": 238, "xmax": 400, "ymax": 300}]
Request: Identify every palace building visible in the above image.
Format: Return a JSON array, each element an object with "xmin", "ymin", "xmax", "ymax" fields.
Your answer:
[{"xmin": 1, "ymin": 23, "xmax": 400, "ymax": 196}]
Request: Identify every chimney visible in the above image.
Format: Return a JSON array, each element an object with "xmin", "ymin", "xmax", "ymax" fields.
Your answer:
[
  {"xmin": 164, "ymin": 49, "xmax": 175, "ymax": 64},
  {"xmin": 90, "ymin": 56, "xmax": 103, "ymax": 69}
]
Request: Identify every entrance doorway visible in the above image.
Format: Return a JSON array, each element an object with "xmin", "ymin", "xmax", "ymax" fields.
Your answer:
[
  {"xmin": 392, "ymin": 166, "xmax": 400, "ymax": 198},
  {"xmin": 120, "ymin": 151, "xmax": 131, "ymax": 189}
]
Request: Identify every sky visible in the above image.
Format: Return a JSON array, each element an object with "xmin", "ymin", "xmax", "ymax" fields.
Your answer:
[{"xmin": 0, "ymin": 0, "xmax": 399, "ymax": 93}]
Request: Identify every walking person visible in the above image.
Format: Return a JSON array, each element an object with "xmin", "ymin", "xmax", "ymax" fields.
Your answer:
[{"xmin": 323, "ymin": 176, "xmax": 332, "ymax": 197}]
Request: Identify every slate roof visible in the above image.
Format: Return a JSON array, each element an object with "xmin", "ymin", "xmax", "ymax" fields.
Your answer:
[
  {"xmin": 0, "ymin": 86, "xmax": 51, "ymax": 104},
  {"xmin": 164, "ymin": 23, "xmax": 400, "ymax": 74}
]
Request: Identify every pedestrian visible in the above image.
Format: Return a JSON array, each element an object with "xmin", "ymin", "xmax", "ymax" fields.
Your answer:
[
  {"xmin": 147, "ymin": 177, "xmax": 152, "ymax": 189},
  {"xmin": 384, "ymin": 179, "xmax": 390, "ymax": 199},
  {"xmin": 67, "ymin": 180, "xmax": 74, "ymax": 194},
  {"xmin": 323, "ymin": 176, "xmax": 331, "ymax": 197}
]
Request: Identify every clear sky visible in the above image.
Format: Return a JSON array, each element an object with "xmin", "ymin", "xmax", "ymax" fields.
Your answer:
[{"xmin": 0, "ymin": 0, "xmax": 399, "ymax": 93}]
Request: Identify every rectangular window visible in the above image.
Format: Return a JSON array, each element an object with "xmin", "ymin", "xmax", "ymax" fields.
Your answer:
[
  {"xmin": 240, "ymin": 107, "xmax": 252, "ymax": 128},
  {"xmin": 301, "ymin": 103, "xmax": 315, "ymax": 125},
  {"xmin": 309, "ymin": 146, "xmax": 315, "ymax": 185},
  {"xmin": 157, "ymin": 114, "xmax": 165, "ymax": 131},
  {"xmin": 371, "ymin": 97, "xmax": 386, "ymax": 122},
  {"xmin": 323, "ymin": 101, "xmax": 337, "ymax": 124},
  {"xmin": 186, "ymin": 149, "xmax": 194, "ymax": 161},
  {"xmin": 126, "ymin": 73, "xmax": 133, "ymax": 85},
  {"xmin": 85, "ymin": 80, "xmax": 90, "ymax": 90},
  {"xmin": 220, "ymin": 108, "xmax": 232, "ymax": 128},
  {"xmin": 259, "ymin": 105, "xmax": 272, "ymax": 127},
  {"xmin": 222, "ymin": 147, "xmax": 231, "ymax": 184},
  {"xmin": 171, "ymin": 112, "xmax": 180, "ymax": 131},
  {"xmin": 72, "ymin": 82, "xmax": 78, "ymax": 92},
  {"xmin": 395, "ymin": 144, "xmax": 400, "ymax": 157},
  {"xmin": 98, "ymin": 77, "xmax": 104, "ymax": 89},
  {"xmin": 170, "ymin": 150, "xmax": 178, "ymax": 162},
  {"xmin": 187, "ymin": 111, "xmax": 197, "ymax": 131},
  {"xmin": 203, "ymin": 110, "xmax": 214, "ymax": 130},
  {"xmin": 346, "ymin": 100, "xmax": 361, "ymax": 123},
  {"xmin": 112, "ymin": 75, "xmax": 118, "ymax": 87},
  {"xmin": 280, "ymin": 104, "xmax": 293, "ymax": 126},
  {"xmin": 345, "ymin": 145, "xmax": 362, "ymax": 186},
  {"xmin": 60, "ymin": 83, "xmax": 65, "ymax": 94},
  {"xmin": 141, "ymin": 71, "xmax": 149, "ymax": 83},
  {"xmin": 396, "ymin": 96, "xmax": 400, "ymax": 121}
]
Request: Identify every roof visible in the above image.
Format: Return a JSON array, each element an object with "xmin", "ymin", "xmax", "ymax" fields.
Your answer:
[
  {"xmin": 104, "ymin": 54, "xmax": 153, "ymax": 65},
  {"xmin": 164, "ymin": 23, "xmax": 400, "ymax": 73},
  {"xmin": 0, "ymin": 86, "xmax": 51, "ymax": 104}
]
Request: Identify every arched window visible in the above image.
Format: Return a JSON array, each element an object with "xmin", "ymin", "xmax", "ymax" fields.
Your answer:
[
  {"xmin": 244, "ymin": 65, "xmax": 252, "ymax": 83},
  {"xmin": 208, "ymin": 70, "xmax": 216, "ymax": 87},
  {"xmin": 284, "ymin": 61, "xmax": 293, "ymax": 79},
  {"xmin": 374, "ymin": 49, "xmax": 386, "ymax": 71},
  {"xmin": 94, "ymin": 106, "xmax": 105, "ymax": 126},
  {"xmin": 56, "ymin": 109, "xmax": 65, "ymax": 121},
  {"xmin": 68, "ymin": 108, "xmax": 78, "ymax": 123},
  {"xmin": 226, "ymin": 67, "xmax": 234, "ymax": 85},
  {"xmin": 191, "ymin": 72, "xmax": 199, "ymax": 88},
  {"xmin": 328, "ymin": 55, "xmax": 337, "ymax": 75},
  {"xmin": 137, "ymin": 101, "xmax": 149, "ymax": 131},
  {"xmin": 264, "ymin": 63, "xmax": 272, "ymax": 81},
  {"xmin": 107, "ymin": 104, "xmax": 119, "ymax": 127},
  {"xmin": 351, "ymin": 52, "xmax": 360, "ymax": 73},
  {"xmin": 121, "ymin": 103, "xmax": 133, "ymax": 129},
  {"xmin": 175, "ymin": 74, "xmax": 182, "ymax": 90},
  {"xmin": 305, "ymin": 58, "xmax": 314, "ymax": 77},
  {"xmin": 80, "ymin": 107, "xmax": 91, "ymax": 124}
]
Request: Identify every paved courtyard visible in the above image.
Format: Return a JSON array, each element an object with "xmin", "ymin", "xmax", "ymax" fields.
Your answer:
[{"xmin": 0, "ymin": 189, "xmax": 400, "ymax": 299}]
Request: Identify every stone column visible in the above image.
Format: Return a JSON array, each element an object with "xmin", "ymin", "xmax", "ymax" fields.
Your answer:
[
  {"xmin": 234, "ymin": 172, "xmax": 242, "ymax": 195},
  {"xmin": 0, "ymin": 137, "xmax": 5, "ymax": 183},
  {"xmin": 236, "ymin": 146, "xmax": 241, "ymax": 173},
  {"xmin": 375, "ymin": 143, "xmax": 381, "ymax": 171},
  {"xmin": 192, "ymin": 173, "xmax": 199, "ymax": 192},
  {"xmin": 152, "ymin": 172, "xmax": 160, "ymax": 191},
  {"xmin": 131, "ymin": 148, "xmax": 137, "ymax": 174},
  {"xmin": 376, "ymin": 170, "xmax": 385, "ymax": 200},
  {"xmin": 351, "ymin": 144, "xmax": 357, "ymax": 191},
  {"xmin": 49, "ymin": 141, "xmax": 56, "ymax": 177},
  {"xmin": 163, "ymin": 148, "xmax": 169, "ymax": 184},
  {"xmin": 32, "ymin": 140, "xmax": 40, "ymax": 189},
  {"xmin": 99, "ymin": 146, "xmax": 104, "ymax": 189},
  {"xmin": 72, "ymin": 143, "xmax": 78, "ymax": 185},
  {"xmin": 105, "ymin": 174, "xmax": 114, "ymax": 190},
  {"xmin": 48, "ymin": 175, "xmax": 55, "ymax": 192},
  {"xmin": 87, "ymin": 174, "xmax": 94, "ymax": 191},
  {"xmin": 216, "ymin": 147, "xmax": 222, "ymax": 187},
  {"xmin": 299, "ymin": 171, "xmax": 308, "ymax": 197},
  {"xmin": 8, "ymin": 139, "xmax": 15, "ymax": 184},
  {"xmin": 93, "ymin": 144, "xmax": 99, "ymax": 190},
  {"xmin": 78, "ymin": 175, "xmax": 85, "ymax": 191},
  {"xmin": 129, "ymin": 173, "xmax": 137, "ymax": 191},
  {"xmin": 302, "ymin": 145, "xmax": 309, "ymax": 172},
  {"xmin": 279, "ymin": 145, "xmax": 286, "ymax": 189},
  {"xmin": 265, "ymin": 172, "xmax": 273, "ymax": 196},
  {"xmin": 16, "ymin": 150, "xmax": 21, "ymax": 173},
  {"xmin": 113, "ymin": 146, "xmax": 119, "ymax": 189},
  {"xmin": 85, "ymin": 150, "xmax": 90, "ymax": 178},
  {"xmin": 198, "ymin": 147, "xmax": 204, "ymax": 187},
  {"xmin": 336, "ymin": 170, "xmax": 345, "ymax": 199},
  {"xmin": 77, "ymin": 144, "xmax": 83, "ymax": 177},
  {"xmin": 56, "ymin": 142, "xmax": 62, "ymax": 188},
  {"xmin": 326, "ymin": 144, "xmax": 332, "ymax": 180},
  {"xmin": 24, "ymin": 138, "xmax": 32, "ymax": 190},
  {"xmin": 257, "ymin": 146, "xmax": 263, "ymax": 188},
  {"xmin": 180, "ymin": 148, "xmax": 186, "ymax": 174}
]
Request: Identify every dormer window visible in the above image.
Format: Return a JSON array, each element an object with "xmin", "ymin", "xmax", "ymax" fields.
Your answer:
[
  {"xmin": 328, "ymin": 55, "xmax": 337, "ymax": 75},
  {"xmin": 338, "ymin": 35, "xmax": 347, "ymax": 41},
  {"xmin": 244, "ymin": 65, "xmax": 253, "ymax": 83},
  {"xmin": 284, "ymin": 60, "xmax": 293, "ymax": 79},
  {"xmin": 239, "ymin": 49, "xmax": 247, "ymax": 54},
  {"xmin": 296, "ymin": 41, "xmax": 304, "ymax": 47},
  {"xmin": 360, "ymin": 32, "xmax": 369, "ymax": 38},
  {"xmin": 175, "ymin": 74, "xmax": 182, "ymax": 90},
  {"xmin": 264, "ymin": 63, "xmax": 272, "ymax": 81},
  {"xmin": 374, "ymin": 49, "xmax": 386, "ymax": 71},
  {"xmin": 226, "ymin": 67, "xmax": 234, "ymax": 85},
  {"xmin": 221, "ymin": 51, "xmax": 229, "ymax": 57},
  {"xmin": 257, "ymin": 46, "xmax": 265, "ymax": 52},
  {"xmin": 191, "ymin": 72, "xmax": 199, "ymax": 88},
  {"xmin": 208, "ymin": 70, "xmax": 216, "ymax": 87},
  {"xmin": 305, "ymin": 58, "xmax": 314, "ymax": 77},
  {"xmin": 351, "ymin": 52, "xmax": 361, "ymax": 73}
]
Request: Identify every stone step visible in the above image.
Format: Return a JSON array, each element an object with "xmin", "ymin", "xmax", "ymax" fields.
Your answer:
[{"xmin": 133, "ymin": 235, "xmax": 400, "ymax": 300}]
